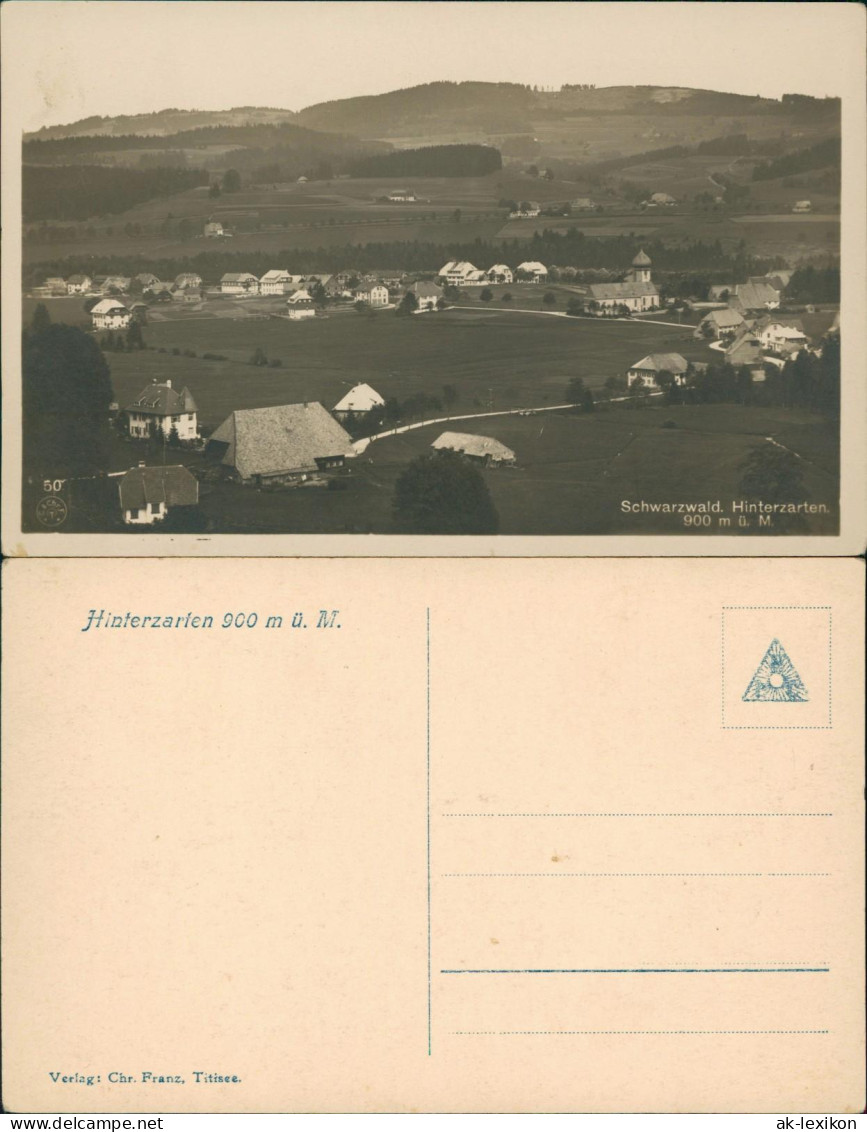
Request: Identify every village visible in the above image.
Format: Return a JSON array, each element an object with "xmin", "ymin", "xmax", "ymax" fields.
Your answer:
[{"xmin": 26, "ymin": 234, "xmax": 839, "ymax": 531}]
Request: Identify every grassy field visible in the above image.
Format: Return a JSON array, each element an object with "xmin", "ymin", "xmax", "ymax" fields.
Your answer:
[
  {"xmin": 87, "ymin": 305, "xmax": 714, "ymax": 429},
  {"xmin": 181, "ymin": 402, "xmax": 837, "ymax": 536}
]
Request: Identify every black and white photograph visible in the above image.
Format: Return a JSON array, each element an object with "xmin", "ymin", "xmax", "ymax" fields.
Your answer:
[{"xmin": 3, "ymin": 1, "xmax": 864, "ymax": 549}]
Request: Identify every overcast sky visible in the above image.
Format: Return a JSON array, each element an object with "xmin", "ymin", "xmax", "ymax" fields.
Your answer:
[{"xmin": 3, "ymin": 1, "xmax": 862, "ymax": 132}]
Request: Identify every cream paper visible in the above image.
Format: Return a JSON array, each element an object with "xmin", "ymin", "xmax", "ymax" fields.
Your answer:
[{"xmin": 2, "ymin": 556, "xmax": 863, "ymax": 1113}]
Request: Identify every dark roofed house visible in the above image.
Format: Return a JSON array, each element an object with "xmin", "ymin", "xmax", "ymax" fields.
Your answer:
[
  {"xmin": 627, "ymin": 352, "xmax": 689, "ymax": 387},
  {"xmin": 125, "ymin": 380, "xmax": 198, "ymax": 442},
  {"xmin": 409, "ymin": 280, "xmax": 444, "ymax": 312},
  {"xmin": 208, "ymin": 402, "xmax": 353, "ymax": 484},
  {"xmin": 118, "ymin": 464, "xmax": 198, "ymax": 525}
]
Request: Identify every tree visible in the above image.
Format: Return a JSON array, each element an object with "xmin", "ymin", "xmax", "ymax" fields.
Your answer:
[
  {"xmin": 442, "ymin": 384, "xmax": 458, "ymax": 411},
  {"xmin": 452, "ymin": 208, "xmax": 462, "ymax": 223},
  {"xmin": 249, "ymin": 346, "xmax": 268, "ymax": 366},
  {"xmin": 501, "ymin": 291, "xmax": 513, "ymax": 303},
  {"xmin": 396, "ymin": 292, "xmax": 419, "ymax": 317},
  {"xmin": 126, "ymin": 321, "xmax": 144, "ymax": 351},
  {"xmin": 480, "ymin": 287, "xmax": 493, "ymax": 302},
  {"xmin": 581, "ymin": 389, "xmax": 595, "ymax": 413},
  {"xmin": 566, "ymin": 297, "xmax": 584, "ymax": 317},
  {"xmin": 221, "ymin": 168, "xmax": 242, "ymax": 193},
  {"xmin": 354, "ymin": 299, "xmax": 371, "ymax": 316},
  {"xmin": 566, "ymin": 376, "xmax": 585, "ymax": 404},
  {"xmin": 654, "ymin": 369, "xmax": 675, "ymax": 393},
  {"xmin": 542, "ymin": 291, "xmax": 557, "ymax": 307},
  {"xmin": 23, "ymin": 321, "xmax": 113, "ymax": 478},
  {"xmin": 31, "ymin": 303, "xmax": 52, "ymax": 334},
  {"xmin": 309, "ymin": 280, "xmax": 327, "ymax": 308},
  {"xmin": 392, "ymin": 450, "xmax": 499, "ymax": 534},
  {"xmin": 208, "ymin": 182, "xmax": 222, "ymax": 199},
  {"xmin": 83, "ymin": 296, "xmax": 101, "ymax": 314},
  {"xmin": 738, "ymin": 444, "xmax": 809, "ymax": 531}
]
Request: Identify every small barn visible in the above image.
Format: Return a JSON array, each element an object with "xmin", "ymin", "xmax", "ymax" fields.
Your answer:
[
  {"xmin": 333, "ymin": 383, "xmax": 386, "ymax": 422},
  {"xmin": 431, "ymin": 431, "xmax": 516, "ymax": 467}
]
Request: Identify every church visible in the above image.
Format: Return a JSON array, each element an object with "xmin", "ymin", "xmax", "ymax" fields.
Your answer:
[{"xmin": 587, "ymin": 250, "xmax": 660, "ymax": 313}]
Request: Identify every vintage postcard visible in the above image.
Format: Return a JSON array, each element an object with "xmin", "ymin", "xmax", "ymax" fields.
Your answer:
[
  {"xmin": 2, "ymin": 555, "xmax": 864, "ymax": 1113},
  {"xmin": 1, "ymin": 1, "xmax": 865, "ymax": 555}
]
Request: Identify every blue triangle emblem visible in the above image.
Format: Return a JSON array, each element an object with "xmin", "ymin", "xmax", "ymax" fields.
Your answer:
[{"xmin": 742, "ymin": 638, "xmax": 809, "ymax": 702}]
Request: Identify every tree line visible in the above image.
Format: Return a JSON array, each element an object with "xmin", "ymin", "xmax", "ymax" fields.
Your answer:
[
  {"xmin": 347, "ymin": 144, "xmax": 502, "ymax": 179},
  {"xmin": 23, "ymin": 164, "xmax": 208, "ymax": 222},
  {"xmin": 751, "ymin": 136, "xmax": 840, "ymax": 181},
  {"xmin": 24, "ymin": 228, "xmax": 781, "ymax": 289}
]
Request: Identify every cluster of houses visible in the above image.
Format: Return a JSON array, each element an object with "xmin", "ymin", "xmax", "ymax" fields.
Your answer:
[{"xmin": 115, "ymin": 372, "xmax": 519, "ymax": 525}]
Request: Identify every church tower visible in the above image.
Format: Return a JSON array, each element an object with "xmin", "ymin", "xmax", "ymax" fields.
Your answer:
[{"xmin": 630, "ymin": 249, "xmax": 652, "ymax": 284}]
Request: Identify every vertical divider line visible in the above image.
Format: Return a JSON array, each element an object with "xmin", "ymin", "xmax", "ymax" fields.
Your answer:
[{"xmin": 427, "ymin": 607, "xmax": 432, "ymax": 1056}]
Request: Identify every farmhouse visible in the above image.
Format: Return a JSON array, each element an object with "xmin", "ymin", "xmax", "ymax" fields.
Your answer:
[
  {"xmin": 118, "ymin": 463, "xmax": 199, "ymax": 525},
  {"xmin": 571, "ymin": 197, "xmax": 596, "ymax": 211},
  {"xmin": 204, "ymin": 220, "xmax": 224, "ymax": 237},
  {"xmin": 728, "ymin": 280, "xmax": 781, "ymax": 314},
  {"xmin": 487, "ymin": 264, "xmax": 513, "ymax": 285},
  {"xmin": 387, "ymin": 189, "xmax": 416, "ymax": 202},
  {"xmin": 724, "ymin": 326, "xmax": 763, "ymax": 367},
  {"xmin": 125, "ymin": 380, "xmax": 199, "ymax": 442},
  {"xmin": 588, "ymin": 249, "xmax": 659, "ymax": 312},
  {"xmin": 708, "ymin": 284, "xmax": 734, "ymax": 301},
  {"xmin": 509, "ymin": 201, "xmax": 541, "ymax": 218},
  {"xmin": 627, "ymin": 352, "xmax": 689, "ymax": 388},
  {"xmin": 175, "ymin": 273, "xmax": 202, "ymax": 290},
  {"xmin": 440, "ymin": 261, "xmax": 482, "ymax": 286},
  {"xmin": 355, "ymin": 284, "xmax": 389, "ymax": 307},
  {"xmin": 646, "ymin": 192, "xmax": 677, "ymax": 206},
  {"xmin": 43, "ymin": 277, "xmax": 67, "ymax": 294},
  {"xmin": 208, "ymin": 402, "xmax": 353, "ymax": 483},
  {"xmin": 101, "ymin": 276, "xmax": 131, "ymax": 293},
  {"xmin": 221, "ymin": 273, "xmax": 259, "ymax": 295},
  {"xmin": 333, "ymin": 383, "xmax": 385, "ymax": 422},
  {"xmin": 694, "ymin": 307, "xmax": 746, "ymax": 340},
  {"xmin": 409, "ymin": 281, "xmax": 444, "ymax": 312},
  {"xmin": 792, "ymin": 200, "xmax": 812, "ymax": 213},
  {"xmin": 91, "ymin": 299, "xmax": 131, "ymax": 330},
  {"xmin": 260, "ymin": 269, "xmax": 295, "ymax": 295},
  {"xmin": 67, "ymin": 274, "xmax": 92, "ymax": 294},
  {"xmin": 431, "ymin": 432, "xmax": 516, "ymax": 467},
  {"xmin": 516, "ymin": 261, "xmax": 548, "ymax": 282},
  {"xmin": 135, "ymin": 273, "xmax": 161, "ymax": 289}
]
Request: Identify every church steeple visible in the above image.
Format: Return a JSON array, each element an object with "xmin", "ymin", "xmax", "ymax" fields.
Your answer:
[{"xmin": 630, "ymin": 249, "xmax": 652, "ymax": 284}]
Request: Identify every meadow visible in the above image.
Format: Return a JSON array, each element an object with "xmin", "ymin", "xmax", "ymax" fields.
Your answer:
[
  {"xmin": 188, "ymin": 403, "xmax": 838, "ymax": 536},
  {"xmin": 93, "ymin": 304, "xmax": 715, "ymax": 430}
]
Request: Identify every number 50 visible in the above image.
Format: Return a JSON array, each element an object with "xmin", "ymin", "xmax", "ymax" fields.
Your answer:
[{"xmin": 43, "ymin": 479, "xmax": 66, "ymax": 493}]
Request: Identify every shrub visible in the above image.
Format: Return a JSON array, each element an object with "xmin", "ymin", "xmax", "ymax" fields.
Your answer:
[
  {"xmin": 171, "ymin": 347, "xmax": 181, "ymax": 356},
  {"xmin": 662, "ymin": 419, "xmax": 678, "ymax": 429},
  {"xmin": 269, "ymin": 358, "xmax": 283, "ymax": 368}
]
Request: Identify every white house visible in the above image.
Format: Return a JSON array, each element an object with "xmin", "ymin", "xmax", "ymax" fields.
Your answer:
[
  {"xmin": 43, "ymin": 277, "xmax": 67, "ymax": 294},
  {"xmin": 260, "ymin": 270, "xmax": 295, "ymax": 295},
  {"xmin": 220, "ymin": 272, "xmax": 259, "ymax": 295},
  {"xmin": 175, "ymin": 273, "xmax": 203, "ymax": 290},
  {"xmin": 125, "ymin": 380, "xmax": 199, "ymax": 442},
  {"xmin": 67, "ymin": 274, "xmax": 92, "ymax": 294},
  {"xmin": 693, "ymin": 307, "xmax": 746, "ymax": 340},
  {"xmin": 286, "ymin": 289, "xmax": 316, "ymax": 319},
  {"xmin": 439, "ymin": 261, "xmax": 481, "ymax": 287},
  {"xmin": 571, "ymin": 197, "xmax": 596, "ymax": 211},
  {"xmin": 135, "ymin": 273, "xmax": 161, "ymax": 289},
  {"xmin": 91, "ymin": 299, "xmax": 131, "ymax": 330},
  {"xmin": 752, "ymin": 316, "xmax": 808, "ymax": 353},
  {"xmin": 487, "ymin": 264, "xmax": 513, "ymax": 285},
  {"xmin": 355, "ymin": 284, "xmax": 389, "ymax": 307},
  {"xmin": 627, "ymin": 352, "xmax": 689, "ymax": 388},
  {"xmin": 387, "ymin": 189, "xmax": 416, "ymax": 202},
  {"xmin": 101, "ymin": 276, "xmax": 131, "ymax": 293},
  {"xmin": 118, "ymin": 463, "xmax": 199, "ymax": 525},
  {"xmin": 516, "ymin": 261, "xmax": 548, "ymax": 282},
  {"xmin": 792, "ymin": 200, "xmax": 812, "ymax": 213},
  {"xmin": 431, "ymin": 431, "xmax": 516, "ymax": 466},
  {"xmin": 204, "ymin": 220, "xmax": 224, "ymax": 237},
  {"xmin": 409, "ymin": 281, "xmax": 443, "ymax": 312},
  {"xmin": 333, "ymin": 383, "xmax": 386, "ymax": 422}
]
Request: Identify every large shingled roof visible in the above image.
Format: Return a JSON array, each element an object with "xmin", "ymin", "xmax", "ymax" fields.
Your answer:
[{"xmin": 209, "ymin": 402, "xmax": 353, "ymax": 479}]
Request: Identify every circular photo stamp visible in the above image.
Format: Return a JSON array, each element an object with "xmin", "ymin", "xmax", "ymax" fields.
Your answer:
[{"xmin": 35, "ymin": 496, "xmax": 69, "ymax": 528}]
